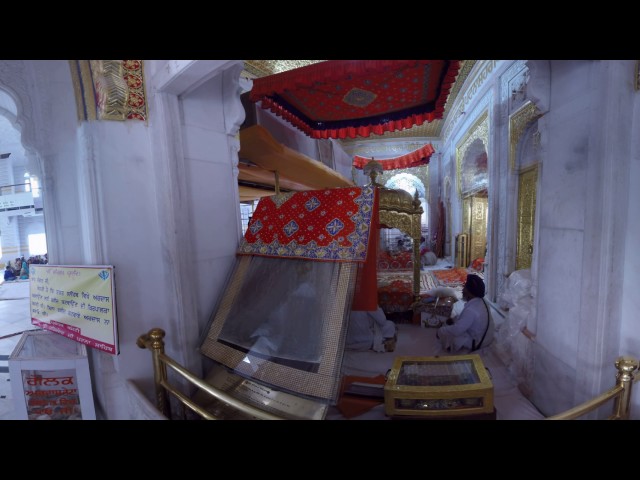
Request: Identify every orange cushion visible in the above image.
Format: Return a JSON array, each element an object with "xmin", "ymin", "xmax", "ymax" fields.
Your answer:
[{"xmin": 336, "ymin": 374, "xmax": 386, "ymax": 419}]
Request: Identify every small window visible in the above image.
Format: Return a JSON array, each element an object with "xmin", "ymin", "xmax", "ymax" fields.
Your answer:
[{"xmin": 240, "ymin": 200, "xmax": 258, "ymax": 235}]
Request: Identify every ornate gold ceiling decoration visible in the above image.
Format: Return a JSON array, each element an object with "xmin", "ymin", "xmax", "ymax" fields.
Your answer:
[{"xmin": 243, "ymin": 60, "xmax": 324, "ymax": 79}]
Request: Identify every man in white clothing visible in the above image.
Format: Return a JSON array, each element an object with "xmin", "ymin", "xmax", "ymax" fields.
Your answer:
[{"xmin": 436, "ymin": 274, "xmax": 492, "ymax": 353}]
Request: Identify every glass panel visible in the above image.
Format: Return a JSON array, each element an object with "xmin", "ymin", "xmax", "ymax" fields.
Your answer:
[
  {"xmin": 396, "ymin": 359, "xmax": 480, "ymax": 387},
  {"xmin": 202, "ymin": 255, "xmax": 357, "ymax": 405},
  {"xmin": 394, "ymin": 396, "xmax": 484, "ymax": 411},
  {"xmin": 218, "ymin": 257, "xmax": 337, "ymax": 367}
]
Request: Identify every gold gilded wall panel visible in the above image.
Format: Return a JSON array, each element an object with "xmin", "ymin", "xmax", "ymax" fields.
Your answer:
[
  {"xmin": 470, "ymin": 197, "xmax": 488, "ymax": 262},
  {"xmin": 461, "ymin": 195, "xmax": 487, "ymax": 266},
  {"xmin": 516, "ymin": 166, "xmax": 538, "ymax": 270},
  {"xmin": 243, "ymin": 60, "xmax": 323, "ymax": 79},
  {"xmin": 509, "ymin": 101, "xmax": 542, "ymax": 171},
  {"xmin": 379, "ymin": 211, "xmax": 421, "ymax": 239},
  {"xmin": 91, "ymin": 60, "xmax": 128, "ymax": 121},
  {"xmin": 455, "ymin": 233, "xmax": 469, "ymax": 268},
  {"xmin": 462, "ymin": 197, "xmax": 472, "ymax": 242},
  {"xmin": 461, "ymin": 197, "xmax": 472, "ymax": 267},
  {"xmin": 69, "ymin": 60, "xmax": 148, "ymax": 122}
]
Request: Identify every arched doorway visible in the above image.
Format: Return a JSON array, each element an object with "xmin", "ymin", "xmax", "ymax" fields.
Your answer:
[
  {"xmin": 381, "ymin": 170, "xmax": 428, "ymax": 254},
  {"xmin": 0, "ymin": 89, "xmax": 47, "ymax": 274},
  {"xmin": 457, "ymin": 137, "xmax": 489, "ymax": 269}
]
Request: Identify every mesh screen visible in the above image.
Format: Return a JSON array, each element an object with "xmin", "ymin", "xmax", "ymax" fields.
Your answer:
[{"xmin": 201, "ymin": 256, "xmax": 356, "ymax": 402}]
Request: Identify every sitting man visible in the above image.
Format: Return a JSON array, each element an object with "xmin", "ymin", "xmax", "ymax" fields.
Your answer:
[{"xmin": 436, "ymin": 274, "xmax": 493, "ymax": 353}]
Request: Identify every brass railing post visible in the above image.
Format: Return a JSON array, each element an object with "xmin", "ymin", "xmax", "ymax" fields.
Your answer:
[
  {"xmin": 612, "ymin": 356, "xmax": 639, "ymax": 420},
  {"xmin": 137, "ymin": 328, "xmax": 171, "ymax": 419}
]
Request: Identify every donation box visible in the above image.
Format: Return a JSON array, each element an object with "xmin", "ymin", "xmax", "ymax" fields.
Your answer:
[
  {"xmin": 9, "ymin": 330, "xmax": 96, "ymax": 420},
  {"xmin": 384, "ymin": 354, "xmax": 494, "ymax": 418}
]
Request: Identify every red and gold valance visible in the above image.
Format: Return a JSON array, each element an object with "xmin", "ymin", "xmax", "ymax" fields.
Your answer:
[
  {"xmin": 250, "ymin": 60, "xmax": 460, "ymax": 139},
  {"xmin": 353, "ymin": 143, "xmax": 435, "ymax": 171}
]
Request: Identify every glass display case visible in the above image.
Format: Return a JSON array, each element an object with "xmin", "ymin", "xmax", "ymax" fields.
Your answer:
[{"xmin": 384, "ymin": 354, "xmax": 494, "ymax": 418}]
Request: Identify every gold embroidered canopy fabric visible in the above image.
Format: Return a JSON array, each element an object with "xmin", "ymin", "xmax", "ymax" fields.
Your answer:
[
  {"xmin": 239, "ymin": 185, "xmax": 375, "ymax": 262},
  {"xmin": 250, "ymin": 60, "xmax": 460, "ymax": 139}
]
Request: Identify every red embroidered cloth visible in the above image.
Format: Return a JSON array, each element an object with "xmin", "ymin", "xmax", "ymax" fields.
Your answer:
[
  {"xmin": 432, "ymin": 267, "xmax": 469, "ymax": 287},
  {"xmin": 378, "ymin": 276, "xmax": 415, "ymax": 314},
  {"xmin": 250, "ymin": 60, "xmax": 460, "ymax": 139},
  {"xmin": 377, "ymin": 251, "xmax": 414, "ymax": 271},
  {"xmin": 239, "ymin": 186, "xmax": 376, "ymax": 262}
]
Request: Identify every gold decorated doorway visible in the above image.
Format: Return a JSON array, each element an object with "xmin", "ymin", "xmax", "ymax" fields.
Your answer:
[
  {"xmin": 462, "ymin": 193, "xmax": 488, "ymax": 268},
  {"xmin": 515, "ymin": 166, "xmax": 537, "ymax": 270}
]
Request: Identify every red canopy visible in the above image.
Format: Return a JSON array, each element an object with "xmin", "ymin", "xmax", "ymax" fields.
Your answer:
[
  {"xmin": 353, "ymin": 143, "xmax": 436, "ymax": 171},
  {"xmin": 250, "ymin": 60, "xmax": 460, "ymax": 139}
]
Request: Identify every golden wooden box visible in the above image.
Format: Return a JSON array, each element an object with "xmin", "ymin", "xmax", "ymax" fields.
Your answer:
[{"xmin": 384, "ymin": 354, "xmax": 494, "ymax": 418}]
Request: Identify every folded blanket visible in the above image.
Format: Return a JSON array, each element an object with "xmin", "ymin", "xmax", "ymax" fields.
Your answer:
[{"xmin": 336, "ymin": 374, "xmax": 386, "ymax": 419}]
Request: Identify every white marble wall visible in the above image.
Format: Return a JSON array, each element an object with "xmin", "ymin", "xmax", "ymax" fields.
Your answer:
[
  {"xmin": 530, "ymin": 60, "xmax": 636, "ymax": 417},
  {"xmin": 534, "ymin": 62, "xmax": 591, "ymax": 373},
  {"xmin": 255, "ymin": 107, "xmax": 355, "ymax": 182},
  {"xmin": 179, "ymin": 71, "xmax": 245, "ymax": 336},
  {"xmin": 330, "ymin": 138, "xmax": 354, "ymax": 181},
  {"xmin": 256, "ymin": 107, "xmax": 319, "ymax": 162},
  {"xmin": 620, "ymin": 72, "xmax": 640, "ymax": 418},
  {"xmin": 29, "ymin": 61, "xmax": 85, "ymax": 267}
]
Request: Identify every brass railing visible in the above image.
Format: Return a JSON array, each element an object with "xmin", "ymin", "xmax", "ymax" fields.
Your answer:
[
  {"xmin": 138, "ymin": 328, "xmax": 638, "ymax": 421},
  {"xmin": 546, "ymin": 356, "xmax": 639, "ymax": 420},
  {"xmin": 136, "ymin": 328, "xmax": 284, "ymax": 420}
]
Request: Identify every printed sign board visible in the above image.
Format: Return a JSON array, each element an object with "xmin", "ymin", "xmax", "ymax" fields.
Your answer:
[{"xmin": 29, "ymin": 265, "xmax": 118, "ymax": 355}]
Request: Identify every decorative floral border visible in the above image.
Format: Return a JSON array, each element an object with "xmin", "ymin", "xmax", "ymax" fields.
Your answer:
[{"xmin": 122, "ymin": 60, "xmax": 147, "ymax": 121}]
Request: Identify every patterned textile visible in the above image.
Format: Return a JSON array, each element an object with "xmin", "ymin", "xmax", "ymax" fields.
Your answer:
[
  {"xmin": 250, "ymin": 60, "xmax": 460, "ymax": 139},
  {"xmin": 377, "ymin": 251, "xmax": 414, "ymax": 271},
  {"xmin": 122, "ymin": 60, "xmax": 147, "ymax": 121},
  {"xmin": 470, "ymin": 257, "xmax": 485, "ymax": 272},
  {"xmin": 353, "ymin": 143, "xmax": 435, "ymax": 171},
  {"xmin": 432, "ymin": 267, "xmax": 469, "ymax": 287},
  {"xmin": 420, "ymin": 271, "xmax": 439, "ymax": 291},
  {"xmin": 376, "ymin": 271, "xmax": 439, "ymax": 314},
  {"xmin": 239, "ymin": 186, "xmax": 375, "ymax": 262},
  {"xmin": 377, "ymin": 275, "xmax": 414, "ymax": 314}
]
